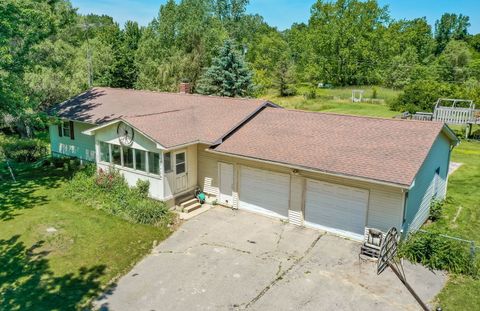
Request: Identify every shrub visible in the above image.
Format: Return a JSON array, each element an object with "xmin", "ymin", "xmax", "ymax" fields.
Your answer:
[
  {"xmin": 429, "ymin": 199, "xmax": 444, "ymax": 222},
  {"xmin": 63, "ymin": 165, "xmax": 170, "ymax": 225},
  {"xmin": 134, "ymin": 179, "xmax": 150, "ymax": 198},
  {"xmin": 0, "ymin": 134, "xmax": 49, "ymax": 162},
  {"xmin": 303, "ymin": 87, "xmax": 317, "ymax": 99},
  {"xmin": 390, "ymin": 80, "xmax": 459, "ymax": 113},
  {"xmin": 372, "ymin": 87, "xmax": 378, "ymax": 99},
  {"xmin": 399, "ymin": 232, "xmax": 478, "ymax": 276}
]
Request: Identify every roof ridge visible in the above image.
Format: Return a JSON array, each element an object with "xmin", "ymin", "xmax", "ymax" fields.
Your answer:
[
  {"xmin": 124, "ymin": 108, "xmax": 188, "ymax": 119},
  {"xmin": 92, "ymin": 86, "xmax": 266, "ymax": 103},
  {"xmin": 266, "ymin": 107, "xmax": 444, "ymax": 125}
]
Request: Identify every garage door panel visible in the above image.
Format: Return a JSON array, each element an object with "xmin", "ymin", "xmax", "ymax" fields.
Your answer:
[
  {"xmin": 240, "ymin": 167, "xmax": 290, "ymax": 218},
  {"xmin": 305, "ymin": 180, "xmax": 368, "ymax": 237}
]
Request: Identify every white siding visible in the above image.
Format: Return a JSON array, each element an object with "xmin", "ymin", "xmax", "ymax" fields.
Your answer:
[
  {"xmin": 94, "ymin": 122, "xmax": 165, "ymax": 200},
  {"xmin": 163, "ymin": 144, "xmax": 198, "ymax": 199},
  {"xmin": 49, "ymin": 121, "xmax": 96, "ymax": 161},
  {"xmin": 197, "ymin": 144, "xmax": 405, "ymax": 235}
]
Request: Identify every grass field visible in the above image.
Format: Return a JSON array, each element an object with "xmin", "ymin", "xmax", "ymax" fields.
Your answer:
[
  {"xmin": 0, "ymin": 163, "xmax": 171, "ymax": 310},
  {"xmin": 262, "ymin": 85, "xmax": 400, "ymax": 118}
]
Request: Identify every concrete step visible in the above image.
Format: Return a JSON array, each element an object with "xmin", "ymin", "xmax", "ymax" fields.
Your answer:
[
  {"xmin": 183, "ymin": 202, "xmax": 201, "ymax": 213},
  {"xmin": 180, "ymin": 198, "xmax": 198, "ymax": 209}
]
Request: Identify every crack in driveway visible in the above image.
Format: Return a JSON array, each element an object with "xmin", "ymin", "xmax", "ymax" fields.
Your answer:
[{"xmin": 241, "ymin": 232, "xmax": 326, "ymax": 309}]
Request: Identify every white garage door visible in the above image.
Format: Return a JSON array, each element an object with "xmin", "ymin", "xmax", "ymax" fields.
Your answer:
[
  {"xmin": 305, "ymin": 180, "xmax": 369, "ymax": 239},
  {"xmin": 239, "ymin": 166, "xmax": 290, "ymax": 219}
]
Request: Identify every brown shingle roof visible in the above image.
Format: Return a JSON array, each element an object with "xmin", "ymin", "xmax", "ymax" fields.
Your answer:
[
  {"xmin": 213, "ymin": 108, "xmax": 449, "ymax": 187},
  {"xmin": 54, "ymin": 87, "xmax": 269, "ymax": 148}
]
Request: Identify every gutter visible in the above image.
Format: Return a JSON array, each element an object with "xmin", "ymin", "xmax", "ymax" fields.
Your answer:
[{"xmin": 205, "ymin": 148, "xmax": 410, "ymax": 190}]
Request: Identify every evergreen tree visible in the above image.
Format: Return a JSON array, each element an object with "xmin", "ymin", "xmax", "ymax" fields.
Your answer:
[{"xmin": 196, "ymin": 40, "xmax": 254, "ymax": 97}]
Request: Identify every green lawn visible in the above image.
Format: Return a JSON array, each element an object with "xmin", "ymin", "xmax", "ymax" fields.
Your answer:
[
  {"xmin": 262, "ymin": 85, "xmax": 400, "ymax": 118},
  {"xmin": 0, "ymin": 163, "xmax": 171, "ymax": 310},
  {"xmin": 427, "ymin": 140, "xmax": 480, "ymax": 310}
]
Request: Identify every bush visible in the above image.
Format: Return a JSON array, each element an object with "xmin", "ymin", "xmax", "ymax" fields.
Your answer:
[
  {"xmin": 63, "ymin": 165, "xmax": 170, "ymax": 225},
  {"xmin": 0, "ymin": 134, "xmax": 49, "ymax": 162},
  {"xmin": 399, "ymin": 232, "xmax": 478, "ymax": 276},
  {"xmin": 303, "ymin": 87, "xmax": 317, "ymax": 99},
  {"xmin": 134, "ymin": 179, "xmax": 150, "ymax": 198},
  {"xmin": 429, "ymin": 199, "xmax": 444, "ymax": 222}
]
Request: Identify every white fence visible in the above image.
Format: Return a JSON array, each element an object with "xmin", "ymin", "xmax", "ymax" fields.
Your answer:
[{"xmin": 433, "ymin": 107, "xmax": 476, "ymax": 125}]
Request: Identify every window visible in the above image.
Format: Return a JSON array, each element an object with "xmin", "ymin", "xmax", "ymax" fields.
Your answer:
[
  {"xmin": 433, "ymin": 167, "xmax": 441, "ymax": 197},
  {"xmin": 135, "ymin": 149, "xmax": 146, "ymax": 172},
  {"xmin": 99, "ymin": 142, "xmax": 110, "ymax": 162},
  {"xmin": 175, "ymin": 152, "xmax": 186, "ymax": 174},
  {"xmin": 164, "ymin": 152, "xmax": 172, "ymax": 172},
  {"xmin": 148, "ymin": 152, "xmax": 160, "ymax": 175},
  {"xmin": 112, "ymin": 144, "xmax": 121, "ymax": 165},
  {"xmin": 123, "ymin": 147, "xmax": 134, "ymax": 168}
]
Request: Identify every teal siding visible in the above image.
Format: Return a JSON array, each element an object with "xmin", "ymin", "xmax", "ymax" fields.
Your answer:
[
  {"xmin": 403, "ymin": 133, "xmax": 451, "ymax": 234},
  {"xmin": 49, "ymin": 121, "xmax": 96, "ymax": 161}
]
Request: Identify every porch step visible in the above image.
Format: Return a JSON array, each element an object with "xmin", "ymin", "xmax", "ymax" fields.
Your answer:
[
  {"xmin": 183, "ymin": 202, "xmax": 202, "ymax": 213},
  {"xmin": 180, "ymin": 198, "xmax": 198, "ymax": 209}
]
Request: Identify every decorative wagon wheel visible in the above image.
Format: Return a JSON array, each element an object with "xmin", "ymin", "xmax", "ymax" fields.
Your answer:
[{"xmin": 117, "ymin": 123, "xmax": 134, "ymax": 146}]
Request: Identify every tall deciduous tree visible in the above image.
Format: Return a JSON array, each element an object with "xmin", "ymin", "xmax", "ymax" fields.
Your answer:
[
  {"xmin": 434, "ymin": 13, "xmax": 470, "ymax": 54},
  {"xmin": 196, "ymin": 40, "xmax": 254, "ymax": 97},
  {"xmin": 306, "ymin": 0, "xmax": 390, "ymax": 86}
]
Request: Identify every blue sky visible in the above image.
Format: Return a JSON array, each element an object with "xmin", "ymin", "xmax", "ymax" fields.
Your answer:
[{"xmin": 71, "ymin": 0, "xmax": 480, "ymax": 33}]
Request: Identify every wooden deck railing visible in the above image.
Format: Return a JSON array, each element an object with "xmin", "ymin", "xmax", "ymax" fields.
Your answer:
[{"xmin": 433, "ymin": 107, "xmax": 476, "ymax": 124}]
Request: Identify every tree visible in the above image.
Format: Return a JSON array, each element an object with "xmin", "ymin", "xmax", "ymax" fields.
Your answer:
[
  {"xmin": 306, "ymin": 0, "xmax": 390, "ymax": 86},
  {"xmin": 437, "ymin": 40, "xmax": 472, "ymax": 83},
  {"xmin": 434, "ymin": 13, "xmax": 470, "ymax": 54},
  {"xmin": 196, "ymin": 40, "xmax": 254, "ymax": 97},
  {"xmin": 275, "ymin": 57, "xmax": 296, "ymax": 96},
  {"xmin": 114, "ymin": 21, "xmax": 142, "ymax": 88},
  {"xmin": 135, "ymin": 0, "xmax": 227, "ymax": 91}
]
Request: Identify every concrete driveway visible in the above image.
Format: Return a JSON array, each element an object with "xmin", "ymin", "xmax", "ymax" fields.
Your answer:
[{"xmin": 95, "ymin": 207, "xmax": 446, "ymax": 311}]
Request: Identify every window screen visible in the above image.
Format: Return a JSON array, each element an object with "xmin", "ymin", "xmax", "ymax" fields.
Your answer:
[
  {"xmin": 149, "ymin": 152, "xmax": 160, "ymax": 175},
  {"xmin": 135, "ymin": 149, "xmax": 146, "ymax": 172},
  {"xmin": 99, "ymin": 142, "xmax": 110, "ymax": 162},
  {"xmin": 164, "ymin": 152, "xmax": 172, "ymax": 172},
  {"xmin": 123, "ymin": 147, "xmax": 134, "ymax": 168},
  {"xmin": 112, "ymin": 144, "xmax": 121, "ymax": 165}
]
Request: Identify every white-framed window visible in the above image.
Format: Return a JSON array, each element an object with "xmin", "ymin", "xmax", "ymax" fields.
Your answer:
[
  {"xmin": 135, "ymin": 149, "xmax": 146, "ymax": 172},
  {"xmin": 122, "ymin": 146, "xmax": 134, "ymax": 169},
  {"xmin": 111, "ymin": 144, "xmax": 122, "ymax": 165},
  {"xmin": 164, "ymin": 152, "xmax": 172, "ymax": 173},
  {"xmin": 175, "ymin": 152, "xmax": 186, "ymax": 174},
  {"xmin": 58, "ymin": 121, "xmax": 74, "ymax": 139},
  {"xmin": 63, "ymin": 121, "xmax": 71, "ymax": 137},
  {"xmin": 148, "ymin": 152, "xmax": 160, "ymax": 175},
  {"xmin": 99, "ymin": 142, "xmax": 110, "ymax": 163}
]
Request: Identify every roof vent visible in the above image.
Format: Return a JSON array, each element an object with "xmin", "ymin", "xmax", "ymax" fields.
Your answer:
[{"xmin": 179, "ymin": 82, "xmax": 191, "ymax": 94}]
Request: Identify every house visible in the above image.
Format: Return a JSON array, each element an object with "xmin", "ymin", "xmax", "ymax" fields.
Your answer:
[{"xmin": 49, "ymin": 87, "xmax": 458, "ymax": 240}]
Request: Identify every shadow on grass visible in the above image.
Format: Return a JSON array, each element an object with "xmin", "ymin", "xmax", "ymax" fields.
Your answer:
[
  {"xmin": 0, "ymin": 164, "xmax": 68, "ymax": 221},
  {"xmin": 0, "ymin": 235, "xmax": 106, "ymax": 310}
]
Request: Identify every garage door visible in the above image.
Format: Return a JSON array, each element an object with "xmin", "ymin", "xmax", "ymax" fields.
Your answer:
[
  {"xmin": 305, "ymin": 180, "xmax": 369, "ymax": 239},
  {"xmin": 239, "ymin": 166, "xmax": 290, "ymax": 219}
]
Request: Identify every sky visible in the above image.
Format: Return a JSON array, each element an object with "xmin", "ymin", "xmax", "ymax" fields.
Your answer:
[{"xmin": 71, "ymin": 0, "xmax": 480, "ymax": 34}]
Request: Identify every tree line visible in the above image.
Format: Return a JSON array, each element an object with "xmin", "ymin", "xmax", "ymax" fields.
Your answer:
[{"xmin": 2, "ymin": 0, "xmax": 480, "ymax": 124}]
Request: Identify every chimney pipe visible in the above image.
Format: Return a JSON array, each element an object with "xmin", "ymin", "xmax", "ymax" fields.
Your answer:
[{"xmin": 179, "ymin": 82, "xmax": 191, "ymax": 94}]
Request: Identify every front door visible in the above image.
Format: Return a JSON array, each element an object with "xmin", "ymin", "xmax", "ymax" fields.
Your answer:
[
  {"xmin": 174, "ymin": 151, "xmax": 187, "ymax": 193},
  {"xmin": 219, "ymin": 163, "xmax": 234, "ymax": 206}
]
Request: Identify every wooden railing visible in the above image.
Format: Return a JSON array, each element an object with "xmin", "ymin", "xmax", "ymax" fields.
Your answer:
[{"xmin": 433, "ymin": 107, "xmax": 475, "ymax": 124}]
